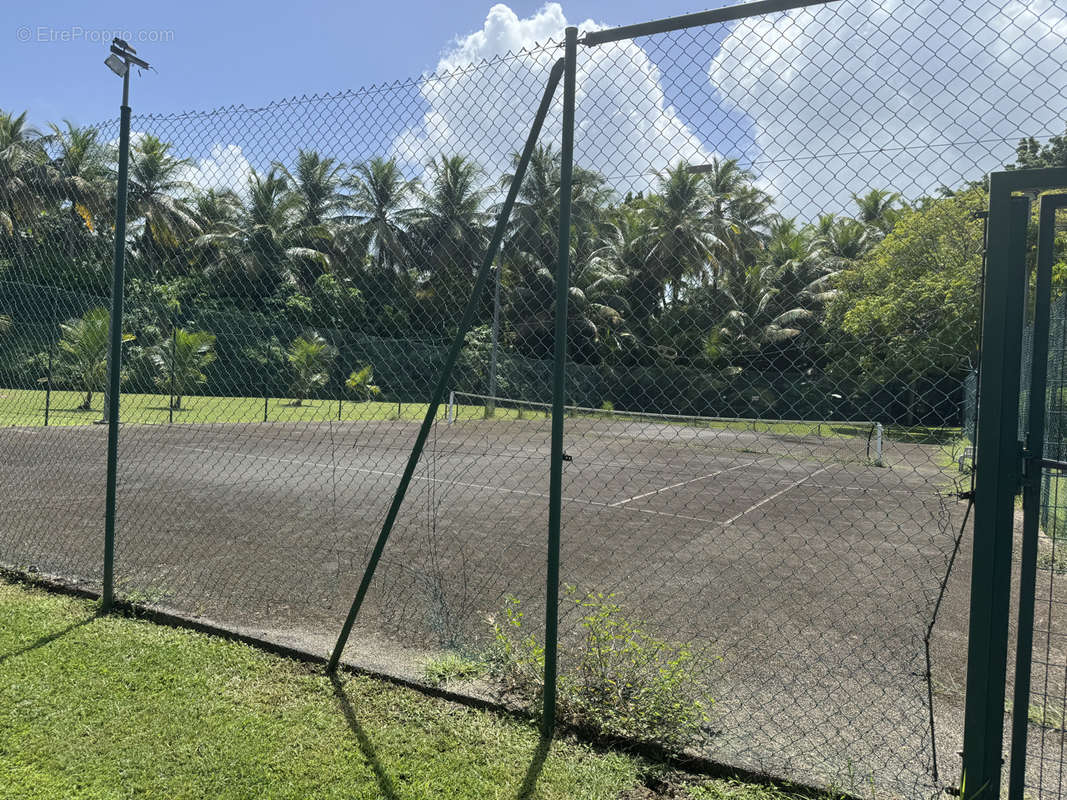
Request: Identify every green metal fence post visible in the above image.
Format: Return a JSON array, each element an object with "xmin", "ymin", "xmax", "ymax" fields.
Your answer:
[
  {"xmin": 101, "ymin": 68, "xmax": 132, "ymax": 612},
  {"xmin": 961, "ymin": 186, "xmax": 1030, "ymax": 797},
  {"xmin": 543, "ymin": 25, "xmax": 577, "ymax": 738},
  {"xmin": 326, "ymin": 57, "xmax": 567, "ymax": 673}
]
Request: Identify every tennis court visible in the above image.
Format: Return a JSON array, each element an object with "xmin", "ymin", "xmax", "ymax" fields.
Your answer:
[{"xmin": 0, "ymin": 404, "xmax": 971, "ymax": 793}]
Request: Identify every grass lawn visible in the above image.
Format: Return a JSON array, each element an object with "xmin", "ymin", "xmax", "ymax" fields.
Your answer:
[
  {"xmin": 0, "ymin": 387, "xmax": 456, "ymax": 428},
  {"xmin": 0, "ymin": 387, "xmax": 957, "ymax": 451},
  {"xmin": 0, "ymin": 579, "xmax": 835, "ymax": 800}
]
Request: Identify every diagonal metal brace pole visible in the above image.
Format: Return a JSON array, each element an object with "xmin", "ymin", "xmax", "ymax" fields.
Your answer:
[{"xmin": 326, "ymin": 57, "xmax": 567, "ymax": 673}]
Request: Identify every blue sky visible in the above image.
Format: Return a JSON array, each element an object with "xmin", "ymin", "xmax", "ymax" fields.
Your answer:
[
  {"xmin": 7, "ymin": 0, "xmax": 721, "ymax": 126},
  {"xmin": 7, "ymin": 0, "xmax": 1067, "ymax": 220}
]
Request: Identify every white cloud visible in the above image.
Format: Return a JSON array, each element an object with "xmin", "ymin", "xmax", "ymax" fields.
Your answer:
[
  {"xmin": 709, "ymin": 0, "xmax": 1067, "ymax": 219},
  {"xmin": 392, "ymin": 3, "xmax": 713, "ymax": 195},
  {"xmin": 177, "ymin": 143, "xmax": 253, "ymax": 197}
]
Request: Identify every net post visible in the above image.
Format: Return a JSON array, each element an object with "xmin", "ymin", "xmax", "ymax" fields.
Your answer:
[
  {"xmin": 488, "ymin": 262, "xmax": 501, "ymax": 418},
  {"xmin": 447, "ymin": 390, "xmax": 455, "ymax": 424},
  {"xmin": 543, "ymin": 24, "xmax": 577, "ymax": 739},
  {"xmin": 326, "ymin": 56, "xmax": 568, "ymax": 674},
  {"xmin": 875, "ymin": 423, "xmax": 883, "ymax": 467}
]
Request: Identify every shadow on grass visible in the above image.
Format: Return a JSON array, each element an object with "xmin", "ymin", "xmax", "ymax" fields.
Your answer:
[
  {"xmin": 516, "ymin": 733, "xmax": 551, "ymax": 800},
  {"xmin": 0, "ymin": 612, "xmax": 99, "ymax": 665},
  {"xmin": 329, "ymin": 672, "xmax": 551, "ymax": 800},
  {"xmin": 330, "ymin": 673, "xmax": 400, "ymax": 800}
]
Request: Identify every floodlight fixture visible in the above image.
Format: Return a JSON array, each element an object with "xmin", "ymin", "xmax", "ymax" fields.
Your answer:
[{"xmin": 104, "ymin": 53, "xmax": 127, "ymax": 76}]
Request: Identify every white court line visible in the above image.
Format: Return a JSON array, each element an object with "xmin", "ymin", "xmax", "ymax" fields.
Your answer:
[
  {"xmin": 608, "ymin": 461, "xmax": 752, "ymax": 507},
  {"xmin": 175, "ymin": 444, "xmax": 608, "ymax": 510},
  {"xmin": 718, "ymin": 466, "xmax": 831, "ymax": 528},
  {"xmin": 174, "ymin": 445, "xmax": 835, "ymax": 529}
]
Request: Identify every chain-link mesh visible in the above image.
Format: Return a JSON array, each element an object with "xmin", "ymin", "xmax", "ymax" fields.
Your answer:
[{"xmin": 3, "ymin": 0, "xmax": 1067, "ymax": 796}]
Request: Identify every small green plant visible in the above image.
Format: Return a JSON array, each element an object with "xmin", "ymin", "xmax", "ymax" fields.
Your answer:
[
  {"xmin": 423, "ymin": 652, "xmax": 486, "ymax": 686},
  {"xmin": 1038, "ymin": 548, "xmax": 1067, "ymax": 575},
  {"xmin": 345, "ymin": 364, "xmax": 381, "ymax": 403},
  {"xmin": 150, "ymin": 328, "xmax": 216, "ymax": 410},
  {"xmin": 55, "ymin": 308, "xmax": 134, "ymax": 410},
  {"xmin": 287, "ymin": 333, "xmax": 335, "ymax": 406},
  {"xmin": 487, "ymin": 588, "xmax": 717, "ymax": 748},
  {"xmin": 1030, "ymin": 702, "xmax": 1066, "ymax": 731}
]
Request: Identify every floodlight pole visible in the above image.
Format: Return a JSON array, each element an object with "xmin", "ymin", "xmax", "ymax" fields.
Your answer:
[{"xmin": 102, "ymin": 41, "xmax": 147, "ymax": 611}]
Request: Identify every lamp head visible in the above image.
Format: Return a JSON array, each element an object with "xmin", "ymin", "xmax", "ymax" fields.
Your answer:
[{"xmin": 105, "ymin": 53, "xmax": 128, "ymax": 77}]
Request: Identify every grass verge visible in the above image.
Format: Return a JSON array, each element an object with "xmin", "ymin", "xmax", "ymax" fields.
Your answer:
[{"xmin": 0, "ymin": 578, "xmax": 840, "ymax": 800}]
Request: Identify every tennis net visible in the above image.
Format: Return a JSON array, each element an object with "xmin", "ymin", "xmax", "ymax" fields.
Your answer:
[{"xmin": 446, "ymin": 391, "xmax": 886, "ymax": 465}]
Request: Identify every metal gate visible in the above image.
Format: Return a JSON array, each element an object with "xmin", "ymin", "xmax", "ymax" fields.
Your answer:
[{"xmin": 964, "ymin": 168, "xmax": 1067, "ymax": 798}]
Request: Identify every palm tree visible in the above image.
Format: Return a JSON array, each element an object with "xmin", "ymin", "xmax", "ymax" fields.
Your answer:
[
  {"xmin": 126, "ymin": 134, "xmax": 201, "ymax": 271},
  {"xmin": 345, "ymin": 364, "xmax": 382, "ymax": 403},
  {"xmin": 0, "ymin": 109, "xmax": 48, "ymax": 235},
  {"xmin": 287, "ymin": 333, "xmax": 334, "ymax": 405},
  {"xmin": 195, "ymin": 168, "xmax": 330, "ymax": 300},
  {"xmin": 346, "ymin": 157, "xmax": 416, "ymax": 271},
  {"xmin": 503, "ymin": 145, "xmax": 611, "ymax": 278},
  {"xmin": 716, "ymin": 261, "xmax": 815, "ymax": 356},
  {"xmin": 45, "ymin": 121, "xmax": 112, "ymax": 229},
  {"xmin": 150, "ymin": 328, "xmax": 216, "ymax": 410},
  {"xmin": 852, "ymin": 188, "xmax": 900, "ymax": 235},
  {"xmin": 56, "ymin": 307, "xmax": 133, "ymax": 410},
  {"xmin": 276, "ymin": 149, "xmax": 348, "ymax": 228},
  {"xmin": 410, "ymin": 155, "xmax": 490, "ymax": 324},
  {"xmin": 646, "ymin": 161, "xmax": 719, "ymax": 307},
  {"xmin": 810, "ymin": 216, "xmax": 872, "ymax": 272},
  {"xmin": 193, "ymin": 188, "xmax": 243, "ymax": 232}
]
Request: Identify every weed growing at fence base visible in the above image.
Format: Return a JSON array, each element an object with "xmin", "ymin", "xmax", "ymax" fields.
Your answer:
[
  {"xmin": 488, "ymin": 589, "xmax": 718, "ymax": 749},
  {"xmin": 422, "ymin": 651, "xmax": 487, "ymax": 686}
]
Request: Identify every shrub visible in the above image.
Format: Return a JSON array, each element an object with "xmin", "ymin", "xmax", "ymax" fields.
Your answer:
[{"xmin": 486, "ymin": 588, "xmax": 717, "ymax": 748}]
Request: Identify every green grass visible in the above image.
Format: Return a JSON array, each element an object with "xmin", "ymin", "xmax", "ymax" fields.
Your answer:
[
  {"xmin": 0, "ymin": 387, "xmax": 459, "ymax": 427},
  {"xmin": 0, "ymin": 579, "xmax": 839, "ymax": 800},
  {"xmin": 422, "ymin": 651, "xmax": 487, "ymax": 686},
  {"xmin": 1, "ymin": 388, "xmax": 959, "ymax": 456}
]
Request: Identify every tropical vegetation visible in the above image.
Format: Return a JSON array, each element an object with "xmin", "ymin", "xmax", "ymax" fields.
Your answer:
[{"xmin": 2, "ymin": 106, "xmax": 1065, "ymax": 423}]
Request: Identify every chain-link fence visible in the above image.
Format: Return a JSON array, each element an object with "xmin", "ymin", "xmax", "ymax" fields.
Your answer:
[{"xmin": 3, "ymin": 0, "xmax": 1067, "ymax": 796}]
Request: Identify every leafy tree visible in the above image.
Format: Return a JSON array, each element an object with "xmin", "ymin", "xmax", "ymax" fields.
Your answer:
[
  {"xmin": 287, "ymin": 333, "xmax": 334, "ymax": 405},
  {"xmin": 1011, "ymin": 127, "xmax": 1067, "ymax": 170},
  {"xmin": 826, "ymin": 189, "xmax": 985, "ymax": 423},
  {"xmin": 56, "ymin": 307, "xmax": 133, "ymax": 410},
  {"xmin": 345, "ymin": 364, "xmax": 381, "ymax": 402},
  {"xmin": 150, "ymin": 328, "xmax": 216, "ymax": 410}
]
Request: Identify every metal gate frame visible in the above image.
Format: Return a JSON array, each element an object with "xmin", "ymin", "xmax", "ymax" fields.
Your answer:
[{"xmin": 964, "ymin": 167, "xmax": 1067, "ymax": 798}]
